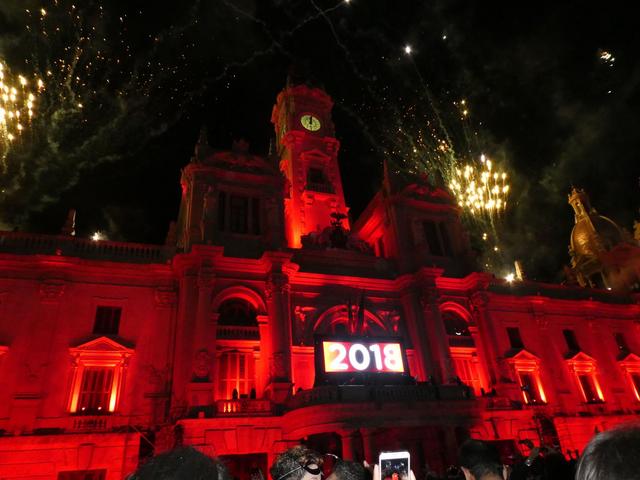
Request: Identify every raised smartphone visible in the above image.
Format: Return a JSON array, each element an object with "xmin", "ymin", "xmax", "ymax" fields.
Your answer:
[{"xmin": 378, "ymin": 451, "xmax": 410, "ymax": 480}]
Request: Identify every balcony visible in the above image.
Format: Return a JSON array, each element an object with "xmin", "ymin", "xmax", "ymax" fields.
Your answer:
[
  {"xmin": 216, "ymin": 399, "xmax": 272, "ymax": 416},
  {"xmin": 69, "ymin": 415, "xmax": 113, "ymax": 432},
  {"xmin": 287, "ymin": 384, "xmax": 473, "ymax": 410}
]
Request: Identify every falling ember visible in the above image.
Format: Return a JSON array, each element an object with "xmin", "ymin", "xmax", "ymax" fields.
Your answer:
[
  {"xmin": 448, "ymin": 154, "xmax": 511, "ymax": 217},
  {"xmin": 0, "ymin": 60, "xmax": 43, "ymax": 154}
]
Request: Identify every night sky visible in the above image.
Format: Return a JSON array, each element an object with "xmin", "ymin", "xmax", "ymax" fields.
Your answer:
[{"xmin": 0, "ymin": 0, "xmax": 638, "ymax": 282}]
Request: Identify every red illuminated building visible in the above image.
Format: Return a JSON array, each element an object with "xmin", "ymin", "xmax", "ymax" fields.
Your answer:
[{"xmin": 0, "ymin": 80, "xmax": 639, "ymax": 479}]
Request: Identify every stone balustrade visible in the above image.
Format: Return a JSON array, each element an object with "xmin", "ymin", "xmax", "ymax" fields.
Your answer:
[{"xmin": 0, "ymin": 232, "xmax": 174, "ymax": 263}]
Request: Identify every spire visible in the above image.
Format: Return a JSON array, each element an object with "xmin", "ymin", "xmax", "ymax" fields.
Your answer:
[
  {"xmin": 194, "ymin": 125, "xmax": 209, "ymax": 160},
  {"xmin": 61, "ymin": 209, "xmax": 76, "ymax": 236},
  {"xmin": 568, "ymin": 187, "xmax": 592, "ymax": 222}
]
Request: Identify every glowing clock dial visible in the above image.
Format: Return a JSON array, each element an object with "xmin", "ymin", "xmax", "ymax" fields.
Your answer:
[{"xmin": 300, "ymin": 114, "xmax": 321, "ymax": 132}]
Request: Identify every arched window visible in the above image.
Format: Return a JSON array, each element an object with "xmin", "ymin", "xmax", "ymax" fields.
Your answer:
[
  {"xmin": 218, "ymin": 299, "xmax": 258, "ymax": 326},
  {"xmin": 441, "ymin": 309, "xmax": 486, "ymax": 395},
  {"xmin": 442, "ymin": 311, "xmax": 473, "ymax": 347}
]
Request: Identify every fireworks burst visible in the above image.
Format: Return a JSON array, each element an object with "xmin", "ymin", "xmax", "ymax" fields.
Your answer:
[
  {"xmin": 0, "ymin": 61, "xmax": 44, "ymax": 157},
  {"xmin": 449, "ymin": 154, "xmax": 510, "ymax": 216}
]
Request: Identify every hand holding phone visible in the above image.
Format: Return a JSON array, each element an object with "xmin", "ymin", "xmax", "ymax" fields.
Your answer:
[{"xmin": 378, "ymin": 451, "xmax": 411, "ymax": 480}]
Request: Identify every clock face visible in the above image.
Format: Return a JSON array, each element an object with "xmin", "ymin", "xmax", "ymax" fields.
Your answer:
[{"xmin": 300, "ymin": 114, "xmax": 322, "ymax": 132}]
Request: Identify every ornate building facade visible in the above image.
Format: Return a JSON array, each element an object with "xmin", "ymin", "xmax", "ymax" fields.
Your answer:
[{"xmin": 0, "ymin": 81, "xmax": 639, "ymax": 480}]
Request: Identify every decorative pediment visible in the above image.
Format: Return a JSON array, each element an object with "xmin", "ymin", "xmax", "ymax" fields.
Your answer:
[
  {"xmin": 507, "ymin": 349, "xmax": 540, "ymax": 363},
  {"xmin": 566, "ymin": 351, "xmax": 596, "ymax": 363},
  {"xmin": 619, "ymin": 352, "xmax": 640, "ymax": 369},
  {"xmin": 70, "ymin": 336, "xmax": 134, "ymax": 353},
  {"xmin": 566, "ymin": 351, "xmax": 598, "ymax": 374},
  {"xmin": 69, "ymin": 336, "xmax": 134, "ymax": 365}
]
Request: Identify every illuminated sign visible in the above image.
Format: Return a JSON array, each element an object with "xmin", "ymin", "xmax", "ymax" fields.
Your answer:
[
  {"xmin": 323, "ymin": 340, "xmax": 405, "ymax": 373},
  {"xmin": 314, "ymin": 336, "xmax": 411, "ymax": 385}
]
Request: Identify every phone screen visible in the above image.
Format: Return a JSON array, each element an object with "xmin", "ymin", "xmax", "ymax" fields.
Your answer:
[{"xmin": 380, "ymin": 455, "xmax": 410, "ymax": 480}]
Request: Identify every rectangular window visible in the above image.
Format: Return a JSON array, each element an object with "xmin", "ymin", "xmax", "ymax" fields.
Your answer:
[
  {"xmin": 630, "ymin": 373, "xmax": 640, "ymax": 400},
  {"xmin": 58, "ymin": 470, "xmax": 107, "ymax": 480},
  {"xmin": 422, "ymin": 221, "xmax": 452, "ymax": 257},
  {"xmin": 615, "ymin": 333, "xmax": 630, "ymax": 353},
  {"xmin": 439, "ymin": 223, "xmax": 452, "ymax": 256},
  {"xmin": 217, "ymin": 351, "xmax": 255, "ymax": 400},
  {"xmin": 577, "ymin": 373, "xmax": 601, "ymax": 403},
  {"xmin": 563, "ymin": 329, "xmax": 580, "ymax": 352},
  {"xmin": 77, "ymin": 367, "xmax": 114, "ymax": 414},
  {"xmin": 93, "ymin": 306, "xmax": 121, "ymax": 335},
  {"xmin": 251, "ymin": 197, "xmax": 261, "ymax": 235},
  {"xmin": 218, "ymin": 191, "xmax": 227, "ymax": 230},
  {"xmin": 230, "ymin": 195, "xmax": 249, "ymax": 234},
  {"xmin": 507, "ymin": 327, "xmax": 524, "ymax": 349},
  {"xmin": 376, "ymin": 236, "xmax": 386, "ymax": 258},
  {"xmin": 518, "ymin": 372, "xmax": 542, "ymax": 404},
  {"xmin": 308, "ymin": 167, "xmax": 325, "ymax": 184},
  {"xmin": 423, "ymin": 221, "xmax": 443, "ymax": 256}
]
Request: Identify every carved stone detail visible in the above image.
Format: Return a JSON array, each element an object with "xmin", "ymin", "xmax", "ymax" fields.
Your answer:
[
  {"xmin": 265, "ymin": 273, "xmax": 289, "ymax": 300},
  {"xmin": 192, "ymin": 348, "xmax": 212, "ymax": 382},
  {"xmin": 155, "ymin": 287, "xmax": 177, "ymax": 307},
  {"xmin": 39, "ymin": 280, "xmax": 66, "ymax": 301}
]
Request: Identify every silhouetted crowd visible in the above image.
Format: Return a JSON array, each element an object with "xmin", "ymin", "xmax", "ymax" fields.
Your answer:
[{"xmin": 126, "ymin": 422, "xmax": 640, "ymax": 480}]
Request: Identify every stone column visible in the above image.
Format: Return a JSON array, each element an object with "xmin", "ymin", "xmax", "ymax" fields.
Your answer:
[
  {"xmin": 470, "ymin": 292, "xmax": 501, "ymax": 385},
  {"xmin": 421, "ymin": 290, "xmax": 455, "ymax": 383},
  {"xmin": 400, "ymin": 288, "xmax": 433, "ymax": 381},
  {"xmin": 468, "ymin": 325, "xmax": 491, "ymax": 392},
  {"xmin": 34, "ymin": 280, "xmax": 66, "ymax": 421},
  {"xmin": 172, "ymin": 270, "xmax": 199, "ymax": 416},
  {"xmin": 153, "ymin": 286, "xmax": 178, "ymax": 423},
  {"xmin": 265, "ymin": 272, "xmax": 292, "ymax": 402},
  {"xmin": 360, "ymin": 428, "xmax": 376, "ymax": 464},
  {"xmin": 339, "ymin": 429, "xmax": 359, "ymax": 461},
  {"xmin": 195, "ymin": 263, "xmax": 216, "ymax": 378},
  {"xmin": 256, "ymin": 314, "xmax": 271, "ymax": 398}
]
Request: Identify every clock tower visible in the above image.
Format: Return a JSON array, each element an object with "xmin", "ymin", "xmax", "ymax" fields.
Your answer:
[{"xmin": 271, "ymin": 81, "xmax": 350, "ymax": 248}]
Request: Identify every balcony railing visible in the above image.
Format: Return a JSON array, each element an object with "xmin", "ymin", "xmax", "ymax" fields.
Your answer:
[
  {"xmin": 288, "ymin": 384, "xmax": 473, "ymax": 409},
  {"xmin": 217, "ymin": 325, "xmax": 260, "ymax": 340},
  {"xmin": 0, "ymin": 232, "xmax": 174, "ymax": 264},
  {"xmin": 216, "ymin": 399, "xmax": 272, "ymax": 416},
  {"xmin": 305, "ymin": 182, "xmax": 335, "ymax": 194},
  {"xmin": 69, "ymin": 415, "xmax": 112, "ymax": 432}
]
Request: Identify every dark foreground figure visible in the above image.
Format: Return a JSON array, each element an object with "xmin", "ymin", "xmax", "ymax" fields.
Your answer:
[
  {"xmin": 127, "ymin": 446, "xmax": 228, "ymax": 480},
  {"xmin": 576, "ymin": 423, "xmax": 640, "ymax": 480}
]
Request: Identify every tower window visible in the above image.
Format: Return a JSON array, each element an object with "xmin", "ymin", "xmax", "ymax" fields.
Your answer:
[
  {"xmin": 375, "ymin": 236, "xmax": 386, "ymax": 258},
  {"xmin": 615, "ymin": 332, "xmax": 630, "ymax": 354},
  {"xmin": 218, "ymin": 191, "xmax": 227, "ymax": 230},
  {"xmin": 93, "ymin": 306, "xmax": 121, "ymax": 335},
  {"xmin": 230, "ymin": 195, "xmax": 249, "ymax": 233},
  {"xmin": 218, "ymin": 192, "xmax": 261, "ymax": 235},
  {"xmin": 306, "ymin": 167, "xmax": 334, "ymax": 193},
  {"xmin": 507, "ymin": 327, "xmax": 524, "ymax": 349},
  {"xmin": 422, "ymin": 221, "xmax": 452, "ymax": 257},
  {"xmin": 563, "ymin": 329, "xmax": 580, "ymax": 352}
]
